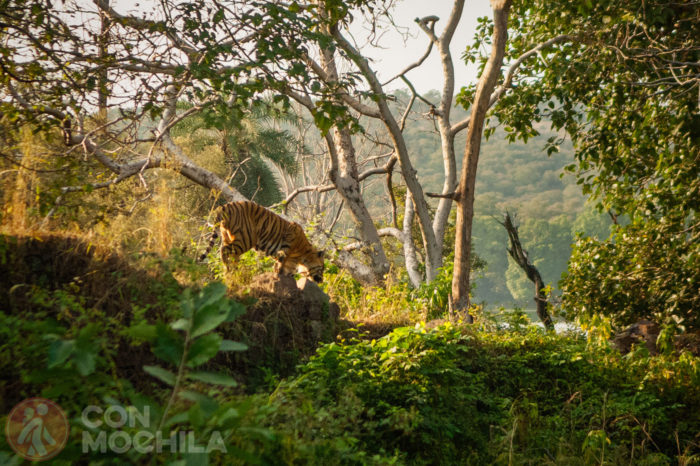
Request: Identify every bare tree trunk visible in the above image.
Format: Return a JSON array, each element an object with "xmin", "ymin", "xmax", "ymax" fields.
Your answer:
[
  {"xmin": 315, "ymin": 22, "xmax": 390, "ymax": 283},
  {"xmin": 335, "ymin": 249, "xmax": 380, "ymax": 285},
  {"xmin": 333, "ymin": 30, "xmax": 441, "ymax": 282},
  {"xmin": 430, "ymin": 0, "xmax": 464, "ymax": 266},
  {"xmin": 327, "ymin": 129, "xmax": 390, "ymax": 282},
  {"xmin": 501, "ymin": 212, "xmax": 554, "ymax": 330},
  {"xmin": 403, "ymin": 195, "xmax": 423, "ymax": 287},
  {"xmin": 451, "ymin": 0, "xmax": 512, "ymax": 321}
]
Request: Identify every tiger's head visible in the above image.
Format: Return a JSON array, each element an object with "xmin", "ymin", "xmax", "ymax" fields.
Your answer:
[
  {"xmin": 285, "ymin": 222, "xmax": 325, "ymax": 283},
  {"xmin": 299, "ymin": 250, "xmax": 325, "ymax": 283}
]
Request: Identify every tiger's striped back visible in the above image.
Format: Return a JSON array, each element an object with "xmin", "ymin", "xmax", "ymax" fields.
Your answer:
[{"xmin": 200, "ymin": 201, "xmax": 325, "ymax": 282}]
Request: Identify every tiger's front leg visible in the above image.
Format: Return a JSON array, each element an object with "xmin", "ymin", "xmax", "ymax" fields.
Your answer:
[{"xmin": 274, "ymin": 249, "xmax": 296, "ymax": 276}]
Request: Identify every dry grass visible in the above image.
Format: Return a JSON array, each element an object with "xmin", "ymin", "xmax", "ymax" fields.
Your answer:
[{"xmin": 322, "ymin": 269, "xmax": 428, "ymax": 336}]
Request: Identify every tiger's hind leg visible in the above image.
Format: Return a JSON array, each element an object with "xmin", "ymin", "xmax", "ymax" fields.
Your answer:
[{"xmin": 220, "ymin": 227, "xmax": 239, "ymax": 272}]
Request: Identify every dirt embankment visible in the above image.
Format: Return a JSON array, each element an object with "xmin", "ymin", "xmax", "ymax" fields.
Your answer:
[
  {"xmin": 216, "ymin": 273, "xmax": 342, "ymax": 386},
  {"xmin": 0, "ymin": 234, "xmax": 344, "ymax": 396}
]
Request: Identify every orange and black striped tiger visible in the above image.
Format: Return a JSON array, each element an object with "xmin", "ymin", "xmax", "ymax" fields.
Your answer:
[{"xmin": 200, "ymin": 201, "xmax": 325, "ymax": 283}]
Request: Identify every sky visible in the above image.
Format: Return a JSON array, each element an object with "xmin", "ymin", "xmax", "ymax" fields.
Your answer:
[{"xmin": 351, "ymin": 0, "xmax": 493, "ymax": 94}]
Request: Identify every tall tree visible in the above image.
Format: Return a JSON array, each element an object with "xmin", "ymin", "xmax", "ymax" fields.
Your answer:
[
  {"xmin": 451, "ymin": 0, "xmax": 512, "ymax": 319},
  {"xmin": 0, "ymin": 0, "xmax": 271, "ymax": 201},
  {"xmin": 245, "ymin": 0, "xmax": 574, "ymax": 287},
  {"xmin": 0, "ymin": 0, "xmax": 594, "ymax": 292}
]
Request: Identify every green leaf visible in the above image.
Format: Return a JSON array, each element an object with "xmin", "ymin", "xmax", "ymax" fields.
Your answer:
[
  {"xmin": 73, "ymin": 348, "xmax": 97, "ymax": 376},
  {"xmin": 195, "ymin": 282, "xmax": 228, "ymax": 309},
  {"xmin": 171, "ymin": 318, "xmax": 190, "ymax": 331},
  {"xmin": 226, "ymin": 301, "xmax": 247, "ymax": 322},
  {"xmin": 153, "ymin": 324, "xmax": 184, "ymax": 365},
  {"xmin": 185, "ymin": 451, "xmax": 209, "ymax": 466},
  {"xmin": 143, "ymin": 365, "xmax": 177, "ymax": 386},
  {"xmin": 219, "ymin": 340, "xmax": 248, "ymax": 352},
  {"xmin": 188, "ymin": 371, "xmax": 238, "ymax": 387},
  {"xmin": 180, "ymin": 390, "xmax": 219, "ymax": 414},
  {"xmin": 187, "ymin": 333, "xmax": 222, "ymax": 367},
  {"xmin": 180, "ymin": 288, "xmax": 194, "ymax": 319},
  {"xmin": 48, "ymin": 340, "xmax": 75, "ymax": 368},
  {"xmin": 191, "ymin": 304, "xmax": 230, "ymax": 338},
  {"xmin": 123, "ymin": 322, "xmax": 158, "ymax": 342},
  {"xmin": 163, "ymin": 411, "xmax": 190, "ymax": 428}
]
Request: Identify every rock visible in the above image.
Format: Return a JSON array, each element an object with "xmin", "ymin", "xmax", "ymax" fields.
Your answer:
[
  {"xmin": 249, "ymin": 272, "xmax": 299, "ymax": 298},
  {"xmin": 296, "ymin": 276, "xmax": 330, "ymax": 303},
  {"xmin": 328, "ymin": 302, "xmax": 340, "ymax": 322},
  {"xmin": 221, "ymin": 272, "xmax": 341, "ymax": 379},
  {"xmin": 611, "ymin": 319, "xmax": 660, "ymax": 355},
  {"xmin": 309, "ymin": 321, "xmax": 323, "ymax": 341}
]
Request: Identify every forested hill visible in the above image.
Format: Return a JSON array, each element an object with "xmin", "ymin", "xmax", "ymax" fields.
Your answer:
[
  {"xmin": 401, "ymin": 90, "xmax": 582, "ymax": 218},
  {"xmin": 393, "ymin": 90, "xmax": 613, "ymax": 307}
]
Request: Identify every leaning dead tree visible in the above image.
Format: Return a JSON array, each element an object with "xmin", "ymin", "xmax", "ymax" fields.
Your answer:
[
  {"xmin": 501, "ymin": 212, "xmax": 554, "ymax": 330},
  {"xmin": 1, "ymin": 0, "xmax": 261, "ymax": 205}
]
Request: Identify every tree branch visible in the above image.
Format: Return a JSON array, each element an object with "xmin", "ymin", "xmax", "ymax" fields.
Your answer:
[
  {"xmin": 301, "ymin": 53, "xmax": 381, "ymax": 118},
  {"xmin": 271, "ymin": 155, "xmax": 398, "ymax": 210},
  {"xmin": 332, "ymin": 28, "xmax": 440, "ymax": 274},
  {"xmin": 450, "ymin": 34, "xmax": 574, "ymax": 137},
  {"xmin": 343, "ymin": 227, "xmax": 405, "ymax": 251},
  {"xmin": 272, "ymin": 184, "xmax": 336, "ymax": 209},
  {"xmin": 92, "ymin": 0, "xmax": 199, "ymax": 55},
  {"xmin": 415, "ymin": 15, "xmax": 440, "ymax": 44},
  {"xmin": 382, "ymin": 17, "xmax": 436, "ymax": 87},
  {"xmin": 488, "ymin": 34, "xmax": 573, "ymax": 107},
  {"xmin": 500, "ymin": 211, "xmax": 554, "ymax": 330},
  {"xmin": 426, "ymin": 191, "xmax": 459, "ymax": 200}
]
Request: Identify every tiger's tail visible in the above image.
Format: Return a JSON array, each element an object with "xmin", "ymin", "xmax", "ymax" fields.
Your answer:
[{"xmin": 199, "ymin": 224, "xmax": 220, "ymax": 262}]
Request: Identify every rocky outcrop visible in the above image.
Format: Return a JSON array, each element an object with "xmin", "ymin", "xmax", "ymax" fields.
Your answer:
[
  {"xmin": 217, "ymin": 273, "xmax": 341, "ymax": 386},
  {"xmin": 612, "ymin": 320, "xmax": 700, "ymax": 356},
  {"xmin": 611, "ymin": 320, "xmax": 660, "ymax": 355}
]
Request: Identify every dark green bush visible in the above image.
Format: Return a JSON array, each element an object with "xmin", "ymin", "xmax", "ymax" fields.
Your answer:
[
  {"xmin": 562, "ymin": 218, "xmax": 700, "ymax": 333},
  {"xmin": 263, "ymin": 324, "xmax": 700, "ymax": 464}
]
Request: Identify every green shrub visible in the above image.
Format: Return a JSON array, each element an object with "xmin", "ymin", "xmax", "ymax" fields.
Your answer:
[
  {"xmin": 262, "ymin": 324, "xmax": 700, "ymax": 464},
  {"xmin": 562, "ymin": 219, "xmax": 700, "ymax": 334}
]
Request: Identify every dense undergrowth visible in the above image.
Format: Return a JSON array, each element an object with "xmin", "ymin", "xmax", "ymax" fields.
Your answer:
[
  {"xmin": 264, "ymin": 324, "xmax": 700, "ymax": 464},
  {"xmin": 1, "ymin": 233, "xmax": 699, "ymax": 465}
]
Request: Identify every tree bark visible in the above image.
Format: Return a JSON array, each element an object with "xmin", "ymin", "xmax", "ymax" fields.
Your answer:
[
  {"xmin": 327, "ymin": 128, "xmax": 390, "ymax": 282},
  {"xmin": 313, "ymin": 16, "xmax": 390, "ymax": 283},
  {"xmin": 157, "ymin": 85, "xmax": 247, "ymax": 203},
  {"xmin": 428, "ymin": 0, "xmax": 464, "ymax": 267},
  {"xmin": 451, "ymin": 0, "xmax": 512, "ymax": 321},
  {"xmin": 501, "ymin": 212, "xmax": 554, "ymax": 330},
  {"xmin": 97, "ymin": 0, "xmax": 110, "ymax": 119},
  {"xmin": 333, "ymin": 30, "xmax": 440, "ymax": 282},
  {"xmin": 403, "ymin": 195, "xmax": 423, "ymax": 288}
]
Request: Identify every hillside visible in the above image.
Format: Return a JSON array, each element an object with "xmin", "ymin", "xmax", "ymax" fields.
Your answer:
[{"xmin": 1, "ymin": 233, "xmax": 698, "ymax": 464}]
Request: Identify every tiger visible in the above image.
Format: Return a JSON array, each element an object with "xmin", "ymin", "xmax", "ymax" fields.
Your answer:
[{"xmin": 200, "ymin": 201, "xmax": 325, "ymax": 283}]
